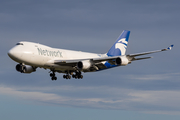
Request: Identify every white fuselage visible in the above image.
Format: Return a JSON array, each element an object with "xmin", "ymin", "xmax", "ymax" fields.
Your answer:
[{"xmin": 8, "ymin": 41, "xmax": 106, "ymax": 71}]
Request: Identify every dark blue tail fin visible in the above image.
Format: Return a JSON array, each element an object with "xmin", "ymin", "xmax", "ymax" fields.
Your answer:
[{"xmin": 107, "ymin": 30, "xmax": 130, "ymax": 56}]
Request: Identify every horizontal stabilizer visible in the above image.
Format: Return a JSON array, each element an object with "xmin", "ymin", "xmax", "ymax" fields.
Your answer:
[{"xmin": 132, "ymin": 57, "xmax": 152, "ymax": 61}]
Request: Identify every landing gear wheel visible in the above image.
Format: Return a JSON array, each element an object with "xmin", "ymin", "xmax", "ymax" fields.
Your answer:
[
  {"xmin": 74, "ymin": 71, "xmax": 83, "ymax": 79},
  {"xmin": 51, "ymin": 76, "xmax": 57, "ymax": 80},
  {"xmin": 63, "ymin": 74, "xmax": 71, "ymax": 79},
  {"xmin": 72, "ymin": 74, "xmax": 75, "ymax": 78},
  {"xmin": 80, "ymin": 75, "xmax": 83, "ymax": 79},
  {"xmin": 50, "ymin": 71, "xmax": 57, "ymax": 81},
  {"xmin": 75, "ymin": 75, "xmax": 78, "ymax": 79},
  {"xmin": 63, "ymin": 75, "xmax": 66, "ymax": 79},
  {"xmin": 50, "ymin": 73, "xmax": 54, "ymax": 77},
  {"xmin": 65, "ymin": 75, "xmax": 71, "ymax": 79},
  {"xmin": 62, "ymin": 71, "xmax": 83, "ymax": 79}
]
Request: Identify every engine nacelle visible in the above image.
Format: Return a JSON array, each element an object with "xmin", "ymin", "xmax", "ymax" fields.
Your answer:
[
  {"xmin": 16, "ymin": 64, "xmax": 36, "ymax": 73},
  {"xmin": 16, "ymin": 64, "xmax": 22, "ymax": 72},
  {"xmin": 77, "ymin": 60, "xmax": 92, "ymax": 70},
  {"xmin": 23, "ymin": 65, "xmax": 36, "ymax": 73},
  {"xmin": 115, "ymin": 56, "xmax": 129, "ymax": 66}
]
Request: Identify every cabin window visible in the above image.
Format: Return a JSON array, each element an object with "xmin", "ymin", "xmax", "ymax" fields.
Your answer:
[{"xmin": 16, "ymin": 43, "xmax": 23, "ymax": 45}]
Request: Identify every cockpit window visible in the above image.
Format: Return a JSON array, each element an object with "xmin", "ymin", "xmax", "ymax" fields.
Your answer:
[{"xmin": 16, "ymin": 43, "xmax": 23, "ymax": 45}]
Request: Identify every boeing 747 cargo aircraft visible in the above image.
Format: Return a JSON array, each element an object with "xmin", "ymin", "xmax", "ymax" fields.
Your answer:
[{"xmin": 8, "ymin": 30, "xmax": 173, "ymax": 80}]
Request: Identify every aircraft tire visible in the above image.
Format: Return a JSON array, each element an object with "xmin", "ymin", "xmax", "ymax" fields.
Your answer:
[
  {"xmin": 50, "ymin": 73, "xmax": 53, "ymax": 77},
  {"xmin": 63, "ymin": 75, "xmax": 66, "ymax": 79},
  {"xmin": 51, "ymin": 76, "xmax": 57, "ymax": 80},
  {"xmin": 80, "ymin": 75, "xmax": 83, "ymax": 79},
  {"xmin": 72, "ymin": 74, "xmax": 75, "ymax": 78}
]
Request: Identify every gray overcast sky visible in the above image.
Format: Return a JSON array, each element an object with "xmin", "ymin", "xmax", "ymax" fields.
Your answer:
[{"xmin": 0, "ymin": 0, "xmax": 180, "ymax": 120}]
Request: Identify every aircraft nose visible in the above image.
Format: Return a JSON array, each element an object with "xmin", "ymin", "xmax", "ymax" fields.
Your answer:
[
  {"xmin": 8, "ymin": 48, "xmax": 17, "ymax": 59},
  {"xmin": 8, "ymin": 47, "xmax": 21, "ymax": 61},
  {"xmin": 8, "ymin": 49, "xmax": 14, "ymax": 58}
]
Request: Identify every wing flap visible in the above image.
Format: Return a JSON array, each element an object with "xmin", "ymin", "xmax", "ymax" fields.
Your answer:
[
  {"xmin": 54, "ymin": 56, "xmax": 120, "ymax": 65},
  {"xmin": 95, "ymin": 63, "xmax": 107, "ymax": 69}
]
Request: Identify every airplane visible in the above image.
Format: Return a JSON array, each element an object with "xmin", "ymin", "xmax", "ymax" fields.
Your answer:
[{"xmin": 8, "ymin": 30, "xmax": 174, "ymax": 80}]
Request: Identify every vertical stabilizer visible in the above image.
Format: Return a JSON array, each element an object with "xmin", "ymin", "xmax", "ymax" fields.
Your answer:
[{"xmin": 107, "ymin": 30, "xmax": 130, "ymax": 56}]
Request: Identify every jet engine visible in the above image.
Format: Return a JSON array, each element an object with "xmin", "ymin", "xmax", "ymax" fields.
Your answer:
[
  {"xmin": 115, "ymin": 56, "xmax": 129, "ymax": 66},
  {"xmin": 16, "ymin": 64, "xmax": 36, "ymax": 73},
  {"xmin": 77, "ymin": 60, "xmax": 92, "ymax": 70}
]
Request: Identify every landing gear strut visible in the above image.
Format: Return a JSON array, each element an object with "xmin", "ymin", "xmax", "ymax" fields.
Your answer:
[{"xmin": 50, "ymin": 71, "xmax": 57, "ymax": 80}]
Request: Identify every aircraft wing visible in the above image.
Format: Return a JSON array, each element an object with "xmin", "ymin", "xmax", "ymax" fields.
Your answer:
[
  {"xmin": 127, "ymin": 45, "xmax": 174, "ymax": 61},
  {"xmin": 53, "ymin": 45, "xmax": 174, "ymax": 67}
]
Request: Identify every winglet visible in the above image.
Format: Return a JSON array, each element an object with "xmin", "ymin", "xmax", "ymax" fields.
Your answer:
[
  {"xmin": 167, "ymin": 45, "xmax": 174, "ymax": 50},
  {"xmin": 162, "ymin": 45, "xmax": 174, "ymax": 51}
]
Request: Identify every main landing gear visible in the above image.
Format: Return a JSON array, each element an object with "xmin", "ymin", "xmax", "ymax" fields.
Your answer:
[
  {"xmin": 49, "ymin": 70, "xmax": 83, "ymax": 80},
  {"xmin": 72, "ymin": 71, "xmax": 83, "ymax": 79},
  {"xmin": 50, "ymin": 71, "xmax": 57, "ymax": 80},
  {"xmin": 63, "ymin": 71, "xmax": 83, "ymax": 79},
  {"xmin": 63, "ymin": 74, "xmax": 71, "ymax": 79}
]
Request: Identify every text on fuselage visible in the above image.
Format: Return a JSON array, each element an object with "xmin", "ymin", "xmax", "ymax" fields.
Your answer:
[{"xmin": 37, "ymin": 48, "xmax": 63, "ymax": 57}]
